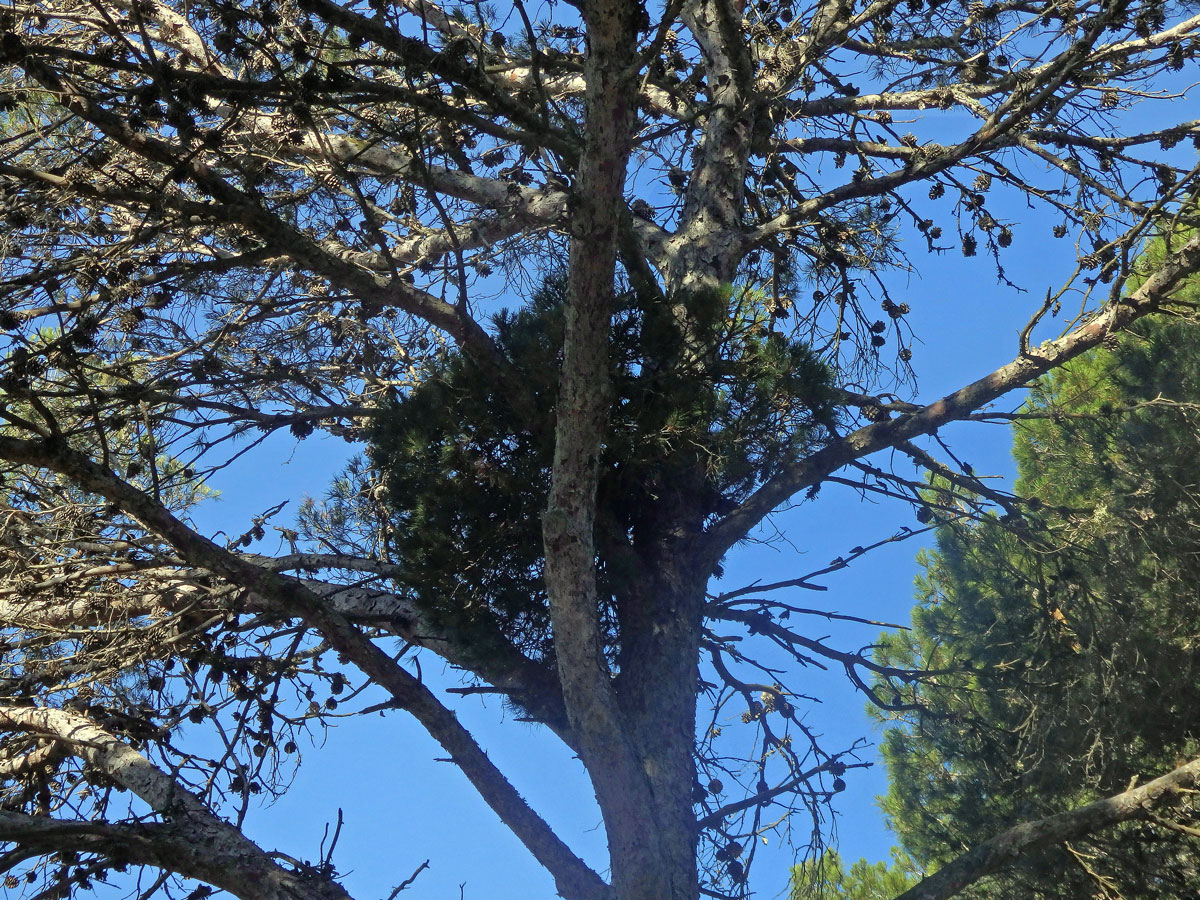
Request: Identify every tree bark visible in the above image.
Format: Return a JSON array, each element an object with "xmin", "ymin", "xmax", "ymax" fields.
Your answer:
[
  {"xmin": 541, "ymin": 3, "xmax": 705, "ymax": 899},
  {"xmin": 615, "ymin": 562, "xmax": 710, "ymax": 900},
  {"xmin": 0, "ymin": 707, "xmax": 353, "ymax": 900}
]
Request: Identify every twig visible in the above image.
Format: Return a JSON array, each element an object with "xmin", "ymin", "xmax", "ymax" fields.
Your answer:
[{"xmin": 385, "ymin": 859, "xmax": 431, "ymax": 900}]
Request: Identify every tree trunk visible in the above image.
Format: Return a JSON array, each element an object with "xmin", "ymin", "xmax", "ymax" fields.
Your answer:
[
  {"xmin": 611, "ymin": 567, "xmax": 708, "ymax": 900},
  {"xmin": 542, "ymin": 3, "xmax": 676, "ymax": 899},
  {"xmin": 603, "ymin": 473, "xmax": 711, "ymax": 900}
]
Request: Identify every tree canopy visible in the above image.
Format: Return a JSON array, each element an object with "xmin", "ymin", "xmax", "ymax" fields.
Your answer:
[
  {"xmin": 348, "ymin": 274, "xmax": 836, "ymax": 671},
  {"xmin": 3, "ymin": 2, "xmax": 1200, "ymax": 900},
  {"xmin": 874, "ymin": 260, "xmax": 1200, "ymax": 898}
]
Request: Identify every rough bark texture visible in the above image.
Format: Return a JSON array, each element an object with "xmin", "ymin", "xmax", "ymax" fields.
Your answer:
[
  {"xmin": 0, "ymin": 707, "xmax": 353, "ymax": 900},
  {"xmin": 0, "ymin": 436, "xmax": 610, "ymax": 900},
  {"xmin": 542, "ymin": 3, "xmax": 692, "ymax": 898}
]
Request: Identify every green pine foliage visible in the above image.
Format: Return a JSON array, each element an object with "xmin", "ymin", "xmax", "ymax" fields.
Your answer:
[
  {"xmin": 364, "ymin": 274, "xmax": 838, "ymax": 668},
  {"xmin": 872, "ymin": 244, "xmax": 1200, "ymax": 898},
  {"xmin": 790, "ymin": 849, "xmax": 918, "ymax": 900}
]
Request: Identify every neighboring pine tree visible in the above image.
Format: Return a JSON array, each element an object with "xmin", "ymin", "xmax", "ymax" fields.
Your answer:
[
  {"xmin": 789, "ymin": 849, "xmax": 918, "ymax": 900},
  {"xmin": 873, "ymin": 247, "xmax": 1200, "ymax": 898}
]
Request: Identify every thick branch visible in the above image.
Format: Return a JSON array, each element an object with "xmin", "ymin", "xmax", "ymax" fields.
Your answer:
[
  {"xmin": 893, "ymin": 756, "xmax": 1200, "ymax": 900},
  {"xmin": 0, "ymin": 440, "xmax": 610, "ymax": 900},
  {"xmin": 0, "ymin": 562, "xmax": 570, "ymax": 740},
  {"xmin": 541, "ymin": 3, "xmax": 664, "ymax": 898},
  {"xmin": 0, "ymin": 706, "xmax": 353, "ymax": 900}
]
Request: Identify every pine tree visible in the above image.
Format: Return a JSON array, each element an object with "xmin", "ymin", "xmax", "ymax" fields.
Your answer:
[
  {"xmin": 874, "ymin": 257, "xmax": 1200, "ymax": 898},
  {"xmin": 4, "ymin": 3, "xmax": 1200, "ymax": 900},
  {"xmin": 790, "ymin": 849, "xmax": 918, "ymax": 900}
]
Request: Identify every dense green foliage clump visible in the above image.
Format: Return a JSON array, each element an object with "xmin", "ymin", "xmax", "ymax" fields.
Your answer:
[
  {"xmin": 874, "ymin": 298, "xmax": 1200, "ymax": 897},
  {"xmin": 790, "ymin": 850, "xmax": 918, "ymax": 900},
  {"xmin": 367, "ymin": 276, "xmax": 837, "ymax": 664}
]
